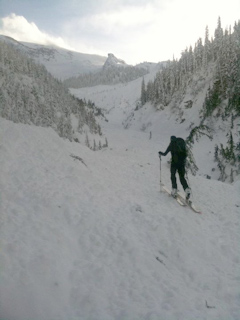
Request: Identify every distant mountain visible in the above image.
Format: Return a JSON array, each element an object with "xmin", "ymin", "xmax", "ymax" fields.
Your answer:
[
  {"xmin": 0, "ymin": 35, "xmax": 107, "ymax": 80},
  {"xmin": 0, "ymin": 35, "xmax": 159, "ymax": 87},
  {"xmin": 103, "ymin": 53, "xmax": 128, "ymax": 69},
  {"xmin": 63, "ymin": 52, "xmax": 153, "ymax": 88}
]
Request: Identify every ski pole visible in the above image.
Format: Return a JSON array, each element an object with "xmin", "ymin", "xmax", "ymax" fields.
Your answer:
[{"xmin": 159, "ymin": 155, "xmax": 162, "ymax": 191}]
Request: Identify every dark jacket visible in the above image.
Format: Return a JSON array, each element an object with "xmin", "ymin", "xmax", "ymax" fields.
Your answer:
[{"xmin": 159, "ymin": 140, "xmax": 186, "ymax": 165}]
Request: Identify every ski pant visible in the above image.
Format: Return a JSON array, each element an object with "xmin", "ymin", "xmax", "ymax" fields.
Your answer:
[{"xmin": 170, "ymin": 162, "xmax": 188, "ymax": 190}]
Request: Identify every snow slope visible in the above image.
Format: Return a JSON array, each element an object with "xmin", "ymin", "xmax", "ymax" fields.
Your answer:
[
  {"xmin": 0, "ymin": 113, "xmax": 239, "ymax": 319},
  {"xmin": 21, "ymin": 41, "xmax": 107, "ymax": 80},
  {"xmin": 70, "ymin": 65, "xmax": 239, "ymax": 182},
  {"xmin": 70, "ymin": 68, "xmax": 158, "ymax": 127}
]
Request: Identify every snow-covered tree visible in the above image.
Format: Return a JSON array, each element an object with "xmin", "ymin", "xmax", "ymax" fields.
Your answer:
[
  {"xmin": 141, "ymin": 78, "xmax": 147, "ymax": 105},
  {"xmin": 0, "ymin": 39, "xmax": 103, "ymax": 145}
]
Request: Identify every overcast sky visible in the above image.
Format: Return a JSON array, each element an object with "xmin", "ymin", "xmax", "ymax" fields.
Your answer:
[{"xmin": 0, "ymin": 0, "xmax": 239, "ymax": 65}]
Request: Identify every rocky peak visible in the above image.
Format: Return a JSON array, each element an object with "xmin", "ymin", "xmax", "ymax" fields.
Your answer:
[{"xmin": 103, "ymin": 53, "xmax": 127, "ymax": 69}]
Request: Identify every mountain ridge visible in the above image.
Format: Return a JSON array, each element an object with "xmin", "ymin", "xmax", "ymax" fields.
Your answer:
[
  {"xmin": 0, "ymin": 35, "xmax": 159, "ymax": 81},
  {"xmin": 0, "ymin": 34, "xmax": 107, "ymax": 79}
]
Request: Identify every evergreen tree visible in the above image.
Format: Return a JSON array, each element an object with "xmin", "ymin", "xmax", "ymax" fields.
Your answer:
[
  {"xmin": 203, "ymin": 80, "xmax": 221, "ymax": 117},
  {"xmin": 213, "ymin": 17, "xmax": 223, "ymax": 61},
  {"xmin": 141, "ymin": 77, "xmax": 147, "ymax": 105},
  {"xmin": 0, "ymin": 39, "xmax": 103, "ymax": 144},
  {"xmin": 203, "ymin": 26, "xmax": 212, "ymax": 68},
  {"xmin": 104, "ymin": 137, "xmax": 108, "ymax": 147},
  {"xmin": 194, "ymin": 38, "xmax": 204, "ymax": 69},
  {"xmin": 214, "ymin": 145, "xmax": 219, "ymax": 162},
  {"xmin": 93, "ymin": 139, "xmax": 97, "ymax": 151},
  {"xmin": 85, "ymin": 134, "xmax": 90, "ymax": 148}
]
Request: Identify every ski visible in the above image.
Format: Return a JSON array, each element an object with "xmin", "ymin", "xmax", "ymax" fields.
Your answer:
[
  {"xmin": 177, "ymin": 192, "xmax": 202, "ymax": 214},
  {"xmin": 161, "ymin": 185, "xmax": 186, "ymax": 206},
  {"xmin": 161, "ymin": 185, "xmax": 201, "ymax": 213}
]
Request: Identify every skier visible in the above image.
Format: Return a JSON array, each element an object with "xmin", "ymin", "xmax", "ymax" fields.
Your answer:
[{"xmin": 158, "ymin": 136, "xmax": 191, "ymax": 199}]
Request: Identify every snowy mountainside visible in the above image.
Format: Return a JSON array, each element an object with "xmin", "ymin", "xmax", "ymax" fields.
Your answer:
[
  {"xmin": 0, "ymin": 38, "xmax": 104, "ymax": 147},
  {"xmin": 63, "ymin": 55, "xmax": 152, "ymax": 88},
  {"xmin": 0, "ymin": 35, "xmax": 158, "ymax": 86},
  {"xmin": 1, "ymin": 116, "xmax": 240, "ymax": 320},
  {"xmin": 71, "ymin": 64, "xmax": 239, "ymax": 182},
  {"xmin": 0, "ymin": 35, "xmax": 107, "ymax": 80},
  {"xmin": 1, "ymin": 18, "xmax": 240, "ymax": 320},
  {"xmin": 139, "ymin": 19, "xmax": 240, "ymax": 183},
  {"xmin": 70, "ymin": 66, "xmax": 159, "ymax": 123}
]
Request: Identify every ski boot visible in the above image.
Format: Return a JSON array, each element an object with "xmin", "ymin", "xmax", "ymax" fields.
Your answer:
[{"xmin": 171, "ymin": 188, "xmax": 177, "ymax": 198}]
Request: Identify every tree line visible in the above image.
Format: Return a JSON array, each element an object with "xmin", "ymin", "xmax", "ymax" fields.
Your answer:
[
  {"xmin": 64, "ymin": 65, "xmax": 148, "ymax": 88},
  {"xmin": 141, "ymin": 17, "xmax": 240, "ymax": 182},
  {"xmin": 141, "ymin": 18, "xmax": 240, "ymax": 116}
]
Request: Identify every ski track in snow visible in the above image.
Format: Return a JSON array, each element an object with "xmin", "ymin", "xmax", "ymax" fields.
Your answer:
[{"xmin": 0, "ymin": 115, "xmax": 239, "ymax": 320}]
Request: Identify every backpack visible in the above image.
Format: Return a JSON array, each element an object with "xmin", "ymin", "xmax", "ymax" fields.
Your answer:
[{"xmin": 172, "ymin": 137, "xmax": 187, "ymax": 159}]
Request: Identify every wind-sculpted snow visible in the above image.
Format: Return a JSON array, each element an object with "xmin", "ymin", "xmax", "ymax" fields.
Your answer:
[{"xmin": 0, "ymin": 117, "xmax": 239, "ymax": 320}]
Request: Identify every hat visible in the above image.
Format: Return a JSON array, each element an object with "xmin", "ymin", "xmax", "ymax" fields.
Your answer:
[{"xmin": 170, "ymin": 135, "xmax": 177, "ymax": 141}]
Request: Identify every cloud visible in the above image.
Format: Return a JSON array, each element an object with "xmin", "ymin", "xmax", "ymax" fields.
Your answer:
[
  {"xmin": 62, "ymin": 3, "xmax": 169, "ymax": 61},
  {"xmin": 87, "ymin": 5, "xmax": 154, "ymax": 30},
  {"xmin": 68, "ymin": 3, "xmax": 163, "ymax": 37},
  {"xmin": 0, "ymin": 0, "xmax": 239, "ymax": 65},
  {"xmin": 0, "ymin": 13, "xmax": 74, "ymax": 50}
]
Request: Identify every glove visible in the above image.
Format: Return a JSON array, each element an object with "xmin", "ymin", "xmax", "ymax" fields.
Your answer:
[{"xmin": 158, "ymin": 151, "xmax": 163, "ymax": 157}]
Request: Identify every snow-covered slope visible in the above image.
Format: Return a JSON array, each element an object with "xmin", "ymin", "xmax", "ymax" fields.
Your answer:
[
  {"xmin": 0, "ymin": 35, "xmax": 107, "ymax": 80},
  {"xmin": 1, "ymin": 113, "xmax": 240, "ymax": 320},
  {"xmin": 70, "ymin": 68, "xmax": 159, "ymax": 126},
  {"xmin": 70, "ymin": 65, "xmax": 239, "ymax": 182},
  {"xmin": 1, "ymin": 28, "xmax": 240, "ymax": 320}
]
